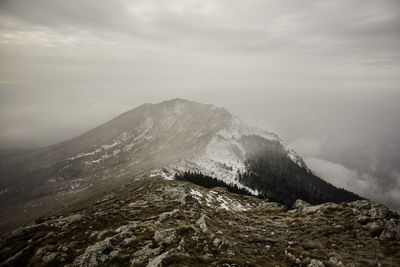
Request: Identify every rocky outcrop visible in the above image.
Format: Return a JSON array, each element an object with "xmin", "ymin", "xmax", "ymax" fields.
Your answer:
[
  {"xmin": 0, "ymin": 180, "xmax": 399, "ymax": 266},
  {"xmin": 293, "ymin": 199, "xmax": 311, "ymax": 210},
  {"xmin": 73, "ymin": 237, "xmax": 113, "ymax": 267}
]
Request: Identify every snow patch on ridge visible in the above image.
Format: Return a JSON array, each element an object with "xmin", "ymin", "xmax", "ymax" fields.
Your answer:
[
  {"xmin": 66, "ymin": 148, "xmax": 102, "ymax": 161},
  {"xmin": 189, "ymin": 188, "xmax": 253, "ymax": 211}
]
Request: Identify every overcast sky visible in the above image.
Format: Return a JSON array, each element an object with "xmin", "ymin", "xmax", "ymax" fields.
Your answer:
[{"xmin": 0, "ymin": 0, "xmax": 399, "ymax": 210}]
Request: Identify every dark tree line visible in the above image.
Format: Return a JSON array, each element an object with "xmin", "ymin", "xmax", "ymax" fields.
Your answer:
[
  {"xmin": 238, "ymin": 135, "xmax": 363, "ymax": 207},
  {"xmin": 175, "ymin": 171, "xmax": 252, "ymax": 196}
]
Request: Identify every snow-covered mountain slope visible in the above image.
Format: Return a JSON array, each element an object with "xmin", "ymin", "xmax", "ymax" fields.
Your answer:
[
  {"xmin": 153, "ymin": 105, "xmax": 309, "ymax": 196},
  {"xmin": 0, "ymin": 98, "xmax": 360, "ymax": 233}
]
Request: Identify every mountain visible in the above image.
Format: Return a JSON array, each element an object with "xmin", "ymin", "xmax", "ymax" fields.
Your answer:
[
  {"xmin": 0, "ymin": 98, "xmax": 360, "ymax": 232},
  {"xmin": 1, "ymin": 179, "xmax": 399, "ymax": 266},
  {"xmin": 1, "ymin": 99, "xmax": 399, "ymax": 266}
]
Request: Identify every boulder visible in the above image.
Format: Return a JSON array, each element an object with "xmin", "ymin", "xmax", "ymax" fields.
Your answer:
[
  {"xmin": 380, "ymin": 220, "xmax": 400, "ymax": 241},
  {"xmin": 146, "ymin": 251, "xmax": 169, "ymax": 267},
  {"xmin": 369, "ymin": 203, "xmax": 390, "ymax": 220},
  {"xmin": 133, "ymin": 243, "xmax": 162, "ymax": 262},
  {"xmin": 154, "ymin": 228, "xmax": 177, "ymax": 245},
  {"xmin": 329, "ymin": 257, "xmax": 344, "ymax": 266},
  {"xmin": 308, "ymin": 259, "xmax": 325, "ymax": 267},
  {"xmin": 196, "ymin": 214, "xmax": 209, "ymax": 233},
  {"xmin": 73, "ymin": 237, "xmax": 113, "ymax": 267},
  {"xmin": 368, "ymin": 221, "xmax": 384, "ymax": 237},
  {"xmin": 293, "ymin": 199, "xmax": 311, "ymax": 210}
]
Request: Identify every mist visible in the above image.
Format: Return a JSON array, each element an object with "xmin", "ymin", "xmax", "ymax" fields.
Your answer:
[{"xmin": 0, "ymin": 0, "xmax": 399, "ymax": 210}]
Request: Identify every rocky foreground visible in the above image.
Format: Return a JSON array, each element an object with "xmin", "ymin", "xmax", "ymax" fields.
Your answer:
[{"xmin": 0, "ymin": 179, "xmax": 399, "ymax": 267}]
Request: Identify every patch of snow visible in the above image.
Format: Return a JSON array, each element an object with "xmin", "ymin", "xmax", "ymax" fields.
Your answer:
[
  {"xmin": 112, "ymin": 149, "xmax": 121, "ymax": 155},
  {"xmin": 101, "ymin": 142, "xmax": 119, "ymax": 150},
  {"xmin": 123, "ymin": 142, "xmax": 135, "ymax": 151},
  {"xmin": 118, "ymin": 132, "xmax": 133, "ymax": 142},
  {"xmin": 191, "ymin": 189, "xmax": 251, "ymax": 211},
  {"xmin": 216, "ymin": 195, "xmax": 230, "ymax": 210},
  {"xmin": 87, "ymin": 158, "xmax": 102, "ymax": 164},
  {"xmin": 149, "ymin": 169, "xmax": 175, "ymax": 180},
  {"xmin": 66, "ymin": 148, "xmax": 102, "ymax": 161},
  {"xmin": 190, "ymin": 189, "xmax": 203, "ymax": 201},
  {"xmin": 205, "ymin": 194, "xmax": 213, "ymax": 207},
  {"xmin": 70, "ymin": 183, "xmax": 80, "ymax": 190}
]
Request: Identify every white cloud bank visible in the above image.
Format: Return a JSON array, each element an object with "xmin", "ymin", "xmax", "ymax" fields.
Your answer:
[{"xmin": 305, "ymin": 157, "xmax": 400, "ymax": 212}]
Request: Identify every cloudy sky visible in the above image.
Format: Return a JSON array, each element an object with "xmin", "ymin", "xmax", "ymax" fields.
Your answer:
[{"xmin": 0, "ymin": 0, "xmax": 399, "ymax": 210}]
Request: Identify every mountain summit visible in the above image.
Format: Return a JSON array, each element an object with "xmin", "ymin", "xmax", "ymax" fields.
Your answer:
[
  {"xmin": 0, "ymin": 99, "xmax": 359, "ymax": 231},
  {"xmin": 1, "ymin": 99, "xmax": 399, "ymax": 267}
]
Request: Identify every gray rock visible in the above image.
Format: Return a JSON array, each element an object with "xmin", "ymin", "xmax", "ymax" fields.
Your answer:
[
  {"xmin": 73, "ymin": 237, "xmax": 112, "ymax": 267},
  {"xmin": 213, "ymin": 238, "xmax": 223, "ymax": 247},
  {"xmin": 43, "ymin": 252, "xmax": 58, "ymax": 264},
  {"xmin": 133, "ymin": 243, "xmax": 162, "ymax": 262},
  {"xmin": 109, "ymin": 249, "xmax": 120, "ymax": 259},
  {"xmin": 158, "ymin": 209, "xmax": 179, "ymax": 222},
  {"xmin": 203, "ymin": 253, "xmax": 213, "ymax": 259},
  {"xmin": 154, "ymin": 228, "xmax": 177, "ymax": 245},
  {"xmin": 308, "ymin": 259, "xmax": 325, "ymax": 267},
  {"xmin": 175, "ymin": 238, "xmax": 186, "ymax": 254},
  {"xmin": 356, "ymin": 215, "xmax": 369, "ymax": 224},
  {"xmin": 368, "ymin": 221, "xmax": 384, "ymax": 237},
  {"xmin": 380, "ymin": 220, "xmax": 400, "ymax": 241},
  {"xmin": 349, "ymin": 200, "xmax": 371, "ymax": 213},
  {"xmin": 329, "ymin": 257, "xmax": 344, "ymax": 266},
  {"xmin": 34, "ymin": 246, "xmax": 51, "ymax": 258},
  {"xmin": 196, "ymin": 214, "xmax": 209, "ymax": 233},
  {"xmin": 293, "ymin": 199, "xmax": 311, "ymax": 210},
  {"xmin": 369, "ymin": 203, "xmax": 389, "ymax": 220},
  {"xmin": 122, "ymin": 236, "xmax": 136, "ymax": 246},
  {"xmin": 302, "ymin": 202, "xmax": 339, "ymax": 214},
  {"xmin": 146, "ymin": 251, "xmax": 169, "ymax": 267}
]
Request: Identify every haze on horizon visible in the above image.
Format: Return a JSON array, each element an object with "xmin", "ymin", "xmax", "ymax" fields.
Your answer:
[{"xmin": 0, "ymin": 0, "xmax": 399, "ymax": 211}]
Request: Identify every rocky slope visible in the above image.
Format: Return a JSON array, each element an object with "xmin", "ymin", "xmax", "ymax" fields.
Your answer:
[
  {"xmin": 1, "ymin": 179, "xmax": 399, "ymax": 267},
  {"xmin": 0, "ymin": 99, "xmax": 360, "ymax": 232}
]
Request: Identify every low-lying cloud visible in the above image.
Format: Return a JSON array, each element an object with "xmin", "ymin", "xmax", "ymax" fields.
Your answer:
[{"xmin": 305, "ymin": 157, "xmax": 400, "ymax": 212}]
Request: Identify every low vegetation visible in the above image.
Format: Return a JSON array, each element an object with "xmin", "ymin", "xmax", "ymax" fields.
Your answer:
[{"xmin": 0, "ymin": 179, "xmax": 399, "ymax": 266}]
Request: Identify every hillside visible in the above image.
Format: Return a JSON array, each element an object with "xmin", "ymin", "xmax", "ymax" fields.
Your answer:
[
  {"xmin": 1, "ymin": 179, "xmax": 399, "ymax": 266},
  {"xmin": 0, "ymin": 99, "xmax": 361, "ymax": 233}
]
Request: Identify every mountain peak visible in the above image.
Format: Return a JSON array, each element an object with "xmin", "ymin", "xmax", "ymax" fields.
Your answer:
[
  {"xmin": 0, "ymin": 99, "xmax": 361, "ymax": 233},
  {"xmin": 158, "ymin": 98, "xmax": 223, "ymax": 113},
  {"xmin": 161, "ymin": 97, "xmax": 193, "ymax": 104}
]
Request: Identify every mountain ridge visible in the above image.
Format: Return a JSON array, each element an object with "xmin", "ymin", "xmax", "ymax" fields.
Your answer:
[{"xmin": 1, "ymin": 98, "xmax": 360, "ymax": 233}]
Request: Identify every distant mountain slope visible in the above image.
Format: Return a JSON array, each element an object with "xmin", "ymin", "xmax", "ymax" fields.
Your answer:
[{"xmin": 0, "ymin": 98, "xmax": 361, "ymax": 232}]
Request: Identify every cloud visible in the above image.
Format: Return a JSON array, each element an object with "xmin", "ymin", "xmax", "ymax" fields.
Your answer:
[
  {"xmin": 1, "ymin": 0, "xmax": 399, "ymax": 59},
  {"xmin": 306, "ymin": 157, "xmax": 400, "ymax": 212},
  {"xmin": 289, "ymin": 138, "xmax": 324, "ymax": 157},
  {"xmin": 0, "ymin": 101, "xmax": 131, "ymax": 148}
]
